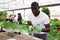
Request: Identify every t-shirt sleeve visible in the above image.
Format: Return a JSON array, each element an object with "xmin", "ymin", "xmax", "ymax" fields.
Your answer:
[{"xmin": 43, "ymin": 14, "xmax": 50, "ymax": 24}]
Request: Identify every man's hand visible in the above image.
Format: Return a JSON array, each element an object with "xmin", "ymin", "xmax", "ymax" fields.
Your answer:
[
  {"xmin": 42, "ymin": 24, "xmax": 50, "ymax": 32},
  {"xmin": 27, "ymin": 21, "xmax": 32, "ymax": 28}
]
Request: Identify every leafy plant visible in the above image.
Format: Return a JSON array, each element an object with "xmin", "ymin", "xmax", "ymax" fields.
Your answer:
[
  {"xmin": 22, "ymin": 19, "xmax": 27, "ymax": 24},
  {"xmin": 0, "ymin": 11, "xmax": 7, "ymax": 21},
  {"xmin": 48, "ymin": 20, "xmax": 60, "ymax": 40},
  {"xmin": 42, "ymin": 7, "xmax": 50, "ymax": 17}
]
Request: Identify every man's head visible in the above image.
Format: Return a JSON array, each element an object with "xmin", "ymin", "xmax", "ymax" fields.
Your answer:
[
  {"xmin": 18, "ymin": 13, "xmax": 21, "ymax": 16},
  {"xmin": 31, "ymin": 2, "xmax": 40, "ymax": 16}
]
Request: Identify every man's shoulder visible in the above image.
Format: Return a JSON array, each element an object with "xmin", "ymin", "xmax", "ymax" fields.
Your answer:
[
  {"xmin": 40, "ymin": 12, "xmax": 47, "ymax": 15},
  {"xmin": 40, "ymin": 12, "xmax": 48, "ymax": 17}
]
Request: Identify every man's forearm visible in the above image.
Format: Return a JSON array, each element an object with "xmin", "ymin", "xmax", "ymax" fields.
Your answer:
[
  {"xmin": 42, "ymin": 28, "xmax": 50, "ymax": 32},
  {"xmin": 42, "ymin": 24, "xmax": 50, "ymax": 32}
]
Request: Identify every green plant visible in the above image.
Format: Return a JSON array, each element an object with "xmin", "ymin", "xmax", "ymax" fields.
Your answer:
[
  {"xmin": 42, "ymin": 7, "xmax": 50, "ymax": 17},
  {"xmin": 22, "ymin": 19, "xmax": 27, "ymax": 24},
  {"xmin": 48, "ymin": 20, "xmax": 60, "ymax": 40},
  {"xmin": 35, "ymin": 25, "xmax": 42, "ymax": 32},
  {"xmin": 0, "ymin": 11, "xmax": 7, "ymax": 32},
  {"xmin": 0, "ymin": 11, "xmax": 7, "ymax": 21}
]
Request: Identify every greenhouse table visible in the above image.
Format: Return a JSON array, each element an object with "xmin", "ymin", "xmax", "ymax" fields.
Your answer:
[{"xmin": 0, "ymin": 32, "xmax": 43, "ymax": 40}]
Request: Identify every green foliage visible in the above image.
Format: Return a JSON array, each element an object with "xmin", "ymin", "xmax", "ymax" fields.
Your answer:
[
  {"xmin": 0, "ymin": 11, "xmax": 7, "ymax": 21},
  {"xmin": 42, "ymin": 7, "xmax": 50, "ymax": 16},
  {"xmin": 35, "ymin": 25, "xmax": 42, "ymax": 32},
  {"xmin": 0, "ymin": 22, "xmax": 4, "ymax": 27},
  {"xmin": 22, "ymin": 19, "xmax": 27, "ymax": 24},
  {"xmin": 48, "ymin": 20, "xmax": 60, "ymax": 40},
  {"xmin": 1, "ymin": 22, "xmax": 25, "ymax": 29},
  {"xmin": 0, "ymin": 21, "xmax": 28, "ymax": 32},
  {"xmin": 50, "ymin": 20, "xmax": 60, "ymax": 26}
]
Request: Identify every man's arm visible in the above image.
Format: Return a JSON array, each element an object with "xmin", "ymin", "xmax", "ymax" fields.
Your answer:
[{"xmin": 42, "ymin": 23, "xmax": 50, "ymax": 32}]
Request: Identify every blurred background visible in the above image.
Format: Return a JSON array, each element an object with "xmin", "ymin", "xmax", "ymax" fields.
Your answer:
[
  {"xmin": 0, "ymin": 0, "xmax": 60, "ymax": 40},
  {"xmin": 0, "ymin": 0, "xmax": 60, "ymax": 20}
]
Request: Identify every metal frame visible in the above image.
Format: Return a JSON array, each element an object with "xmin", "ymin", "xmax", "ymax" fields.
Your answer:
[
  {"xmin": 6, "ymin": 3, "xmax": 60, "ymax": 11},
  {"xmin": 0, "ymin": 0, "xmax": 15, "ymax": 4}
]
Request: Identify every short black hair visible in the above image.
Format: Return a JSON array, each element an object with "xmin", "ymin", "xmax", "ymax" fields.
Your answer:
[
  {"xmin": 18, "ymin": 13, "xmax": 21, "ymax": 15},
  {"xmin": 31, "ymin": 2, "xmax": 39, "ymax": 7}
]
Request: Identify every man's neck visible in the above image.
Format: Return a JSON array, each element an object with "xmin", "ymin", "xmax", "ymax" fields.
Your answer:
[{"xmin": 34, "ymin": 11, "xmax": 40, "ymax": 17}]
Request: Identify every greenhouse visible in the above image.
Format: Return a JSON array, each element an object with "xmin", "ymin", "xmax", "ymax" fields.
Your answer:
[{"xmin": 0, "ymin": 0, "xmax": 60, "ymax": 40}]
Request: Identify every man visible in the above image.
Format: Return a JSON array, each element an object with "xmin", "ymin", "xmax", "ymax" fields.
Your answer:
[
  {"xmin": 17, "ymin": 13, "xmax": 22, "ymax": 24},
  {"xmin": 27, "ymin": 2, "xmax": 50, "ymax": 40},
  {"xmin": 9, "ymin": 15, "xmax": 16, "ymax": 22}
]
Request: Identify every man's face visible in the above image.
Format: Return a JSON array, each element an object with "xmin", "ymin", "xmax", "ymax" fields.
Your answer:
[{"xmin": 31, "ymin": 6, "xmax": 39, "ymax": 15}]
